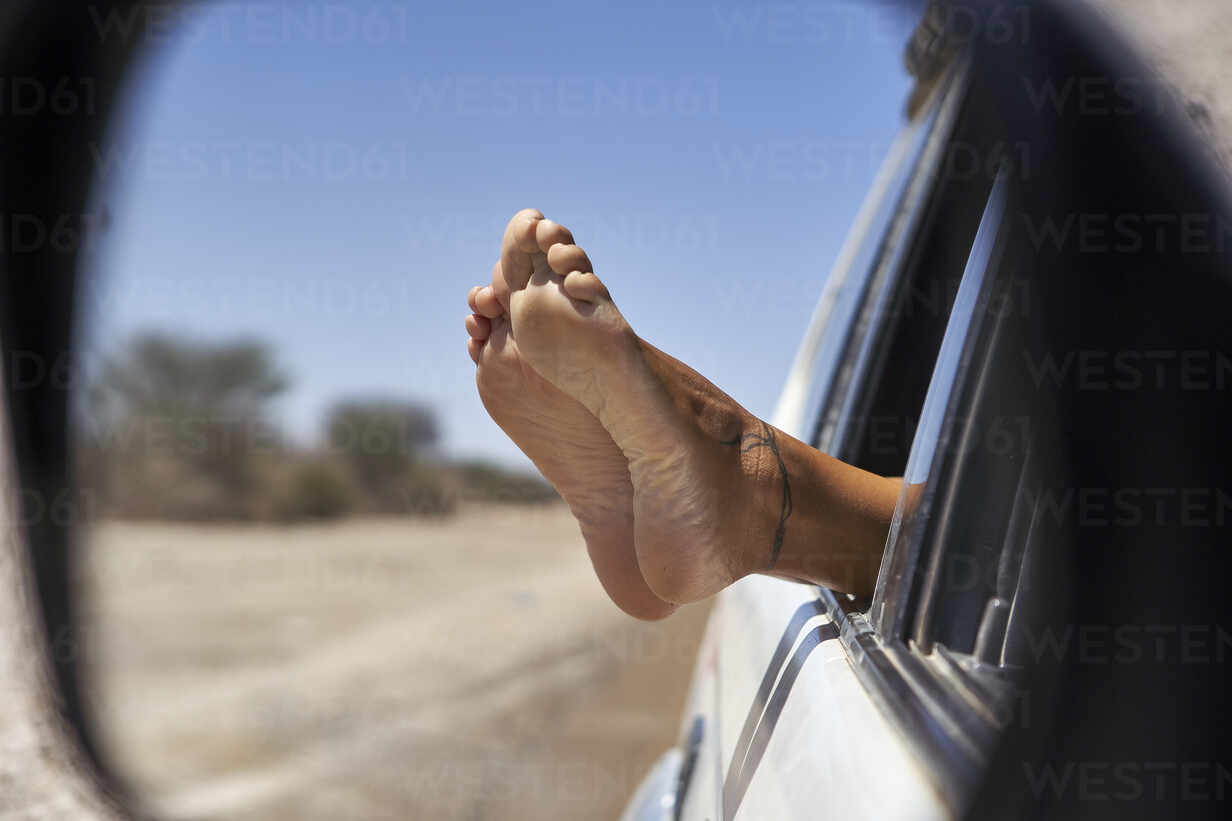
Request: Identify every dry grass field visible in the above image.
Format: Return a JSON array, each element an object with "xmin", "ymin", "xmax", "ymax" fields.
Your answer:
[{"xmin": 77, "ymin": 504, "xmax": 710, "ymax": 821}]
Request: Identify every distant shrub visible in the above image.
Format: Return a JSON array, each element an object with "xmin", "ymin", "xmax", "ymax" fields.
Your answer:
[
  {"xmin": 80, "ymin": 332, "xmax": 556, "ymax": 522},
  {"xmin": 325, "ymin": 399, "xmax": 439, "ymax": 486},
  {"xmin": 276, "ymin": 459, "xmax": 354, "ymax": 521},
  {"xmin": 454, "ymin": 460, "xmax": 559, "ymax": 504},
  {"xmin": 83, "ymin": 331, "xmax": 289, "ymax": 522},
  {"xmin": 395, "ymin": 468, "xmax": 459, "ymax": 516}
]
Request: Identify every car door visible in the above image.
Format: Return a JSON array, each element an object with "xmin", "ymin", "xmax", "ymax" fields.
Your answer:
[
  {"xmin": 669, "ymin": 49, "xmax": 1010, "ymax": 821},
  {"xmin": 629, "ymin": 1, "xmax": 1232, "ymax": 819},
  {"xmin": 640, "ymin": 6, "xmax": 1071, "ymax": 819}
]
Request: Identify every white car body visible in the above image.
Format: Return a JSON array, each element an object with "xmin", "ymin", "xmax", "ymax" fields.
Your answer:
[{"xmin": 624, "ymin": 56, "xmax": 974, "ymax": 821}]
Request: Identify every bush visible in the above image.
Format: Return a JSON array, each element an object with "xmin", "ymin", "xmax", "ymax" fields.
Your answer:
[
  {"xmin": 81, "ymin": 335, "xmax": 552, "ymax": 522},
  {"xmin": 454, "ymin": 460, "xmax": 558, "ymax": 504},
  {"xmin": 325, "ymin": 399, "xmax": 439, "ymax": 489},
  {"xmin": 275, "ymin": 459, "xmax": 354, "ymax": 521},
  {"xmin": 394, "ymin": 469, "xmax": 459, "ymax": 516}
]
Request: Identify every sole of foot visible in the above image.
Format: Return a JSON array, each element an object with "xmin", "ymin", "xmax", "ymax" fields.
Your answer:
[
  {"xmin": 498, "ymin": 210, "xmax": 766, "ymax": 605},
  {"xmin": 467, "ymin": 213, "xmax": 676, "ymax": 621}
]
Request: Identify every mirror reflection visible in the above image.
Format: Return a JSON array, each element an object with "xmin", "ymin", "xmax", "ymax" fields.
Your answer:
[{"xmin": 72, "ymin": 1, "xmax": 912, "ymax": 818}]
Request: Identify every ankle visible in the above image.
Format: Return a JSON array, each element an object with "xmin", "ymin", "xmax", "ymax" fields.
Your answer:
[{"xmin": 715, "ymin": 418, "xmax": 792, "ymax": 576}]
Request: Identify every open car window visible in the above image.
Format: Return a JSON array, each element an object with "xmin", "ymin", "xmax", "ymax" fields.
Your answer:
[{"xmin": 800, "ymin": 41, "xmax": 1071, "ymax": 806}]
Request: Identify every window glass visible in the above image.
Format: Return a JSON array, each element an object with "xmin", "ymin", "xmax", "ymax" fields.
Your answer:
[
  {"xmin": 867, "ymin": 160, "xmax": 1065, "ymax": 678},
  {"xmin": 869, "ymin": 168, "xmax": 1009, "ymax": 640}
]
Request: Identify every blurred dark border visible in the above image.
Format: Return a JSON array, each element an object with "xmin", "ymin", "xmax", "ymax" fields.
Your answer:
[
  {"xmin": 1, "ymin": 2, "xmax": 1229, "ymax": 819},
  {"xmin": 0, "ymin": 2, "xmax": 168, "ymax": 802}
]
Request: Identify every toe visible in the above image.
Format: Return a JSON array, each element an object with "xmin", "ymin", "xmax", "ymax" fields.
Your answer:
[
  {"xmin": 465, "ymin": 313, "xmax": 491, "ymax": 340},
  {"xmin": 467, "ymin": 285, "xmax": 482, "ymax": 313},
  {"xmin": 547, "ymin": 243, "xmax": 594, "ymax": 278},
  {"xmin": 474, "ymin": 283, "xmax": 504, "ymax": 318},
  {"xmin": 467, "ymin": 338, "xmax": 482, "ymax": 364},
  {"xmin": 500, "ymin": 209, "xmax": 544, "ymax": 291},
  {"xmin": 511, "ymin": 208, "xmax": 544, "ymax": 251},
  {"xmin": 482, "ymin": 314, "xmax": 513, "ymax": 357},
  {"xmin": 535, "ymin": 219, "xmax": 574, "ymax": 252},
  {"xmin": 490, "ymin": 260, "xmax": 511, "ymax": 312},
  {"xmin": 562, "ymin": 271, "xmax": 610, "ymax": 302}
]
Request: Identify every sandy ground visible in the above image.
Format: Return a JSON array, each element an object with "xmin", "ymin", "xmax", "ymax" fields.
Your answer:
[{"xmin": 77, "ymin": 505, "xmax": 710, "ymax": 821}]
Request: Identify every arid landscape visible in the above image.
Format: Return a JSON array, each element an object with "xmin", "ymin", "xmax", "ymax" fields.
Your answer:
[{"xmin": 77, "ymin": 504, "xmax": 710, "ymax": 821}]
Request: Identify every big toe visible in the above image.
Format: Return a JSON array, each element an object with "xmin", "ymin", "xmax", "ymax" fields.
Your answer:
[{"xmin": 499, "ymin": 209, "xmax": 544, "ymax": 292}]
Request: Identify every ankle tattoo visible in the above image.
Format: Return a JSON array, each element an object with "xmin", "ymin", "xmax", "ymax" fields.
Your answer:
[{"xmin": 729, "ymin": 421, "xmax": 793, "ymax": 570}]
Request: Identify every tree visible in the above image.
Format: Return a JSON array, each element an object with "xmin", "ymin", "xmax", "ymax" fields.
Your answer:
[
  {"xmin": 324, "ymin": 399, "xmax": 438, "ymax": 483},
  {"xmin": 89, "ymin": 332, "xmax": 287, "ymax": 421},
  {"xmin": 323, "ymin": 399, "xmax": 450, "ymax": 513},
  {"xmin": 83, "ymin": 331, "xmax": 289, "ymax": 519}
]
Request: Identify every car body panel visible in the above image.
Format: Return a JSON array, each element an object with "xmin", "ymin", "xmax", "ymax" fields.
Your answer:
[
  {"xmin": 627, "ymin": 47, "xmax": 969, "ymax": 821},
  {"xmin": 699, "ymin": 576, "xmax": 949, "ymax": 821}
]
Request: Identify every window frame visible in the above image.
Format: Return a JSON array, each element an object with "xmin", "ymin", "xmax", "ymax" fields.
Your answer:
[
  {"xmin": 870, "ymin": 165, "xmax": 1013, "ymax": 646},
  {"xmin": 790, "ymin": 51, "xmax": 1043, "ymax": 810},
  {"xmin": 771, "ymin": 58, "xmax": 967, "ymax": 446}
]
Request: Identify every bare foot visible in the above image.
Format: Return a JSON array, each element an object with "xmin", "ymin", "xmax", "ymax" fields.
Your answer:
[
  {"xmin": 498, "ymin": 212, "xmax": 758, "ymax": 602},
  {"xmin": 498, "ymin": 210, "xmax": 901, "ymax": 604},
  {"xmin": 465, "ymin": 216, "xmax": 675, "ymax": 621}
]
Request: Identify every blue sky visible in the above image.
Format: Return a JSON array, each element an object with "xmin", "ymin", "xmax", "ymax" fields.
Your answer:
[{"xmin": 84, "ymin": 0, "xmax": 917, "ymax": 468}]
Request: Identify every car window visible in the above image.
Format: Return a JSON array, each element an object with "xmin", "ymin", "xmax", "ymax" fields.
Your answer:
[
  {"xmin": 773, "ymin": 75, "xmax": 951, "ymax": 444},
  {"xmin": 808, "ymin": 88, "xmax": 1066, "ymax": 802},
  {"xmin": 871, "ymin": 166, "xmax": 1012, "ymax": 641}
]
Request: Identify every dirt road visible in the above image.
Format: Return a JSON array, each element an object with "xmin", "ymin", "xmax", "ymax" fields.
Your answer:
[{"xmin": 78, "ymin": 504, "xmax": 710, "ymax": 820}]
